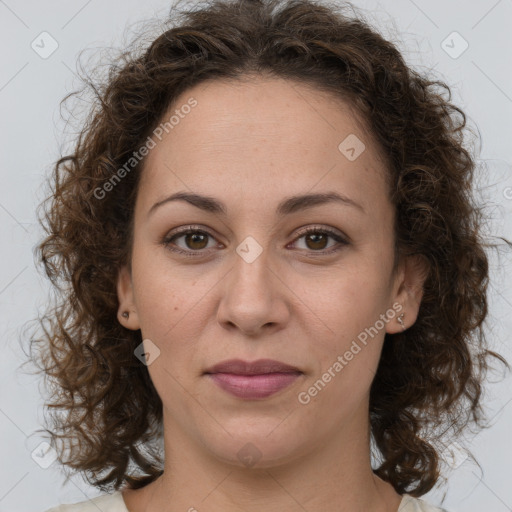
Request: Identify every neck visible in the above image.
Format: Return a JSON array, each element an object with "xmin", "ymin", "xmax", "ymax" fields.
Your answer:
[{"xmin": 131, "ymin": 402, "xmax": 402, "ymax": 512}]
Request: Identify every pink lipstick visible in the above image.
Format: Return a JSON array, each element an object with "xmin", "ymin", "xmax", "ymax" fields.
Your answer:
[{"xmin": 204, "ymin": 358, "xmax": 302, "ymax": 399}]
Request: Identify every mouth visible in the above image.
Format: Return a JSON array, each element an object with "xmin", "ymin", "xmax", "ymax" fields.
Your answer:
[
  {"xmin": 203, "ymin": 358, "xmax": 302, "ymax": 375},
  {"xmin": 203, "ymin": 359, "xmax": 303, "ymax": 399}
]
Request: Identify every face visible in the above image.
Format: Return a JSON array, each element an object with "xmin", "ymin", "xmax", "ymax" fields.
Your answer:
[{"xmin": 117, "ymin": 76, "xmax": 425, "ymax": 468}]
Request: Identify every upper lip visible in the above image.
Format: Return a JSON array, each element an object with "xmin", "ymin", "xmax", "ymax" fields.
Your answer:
[{"xmin": 204, "ymin": 358, "xmax": 302, "ymax": 375}]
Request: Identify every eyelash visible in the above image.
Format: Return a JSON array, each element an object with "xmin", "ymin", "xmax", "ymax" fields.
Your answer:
[{"xmin": 161, "ymin": 225, "xmax": 349, "ymax": 258}]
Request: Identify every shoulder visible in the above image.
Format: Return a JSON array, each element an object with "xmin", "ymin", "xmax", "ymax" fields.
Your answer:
[
  {"xmin": 43, "ymin": 491, "xmax": 128, "ymax": 512},
  {"xmin": 400, "ymin": 494, "xmax": 451, "ymax": 512}
]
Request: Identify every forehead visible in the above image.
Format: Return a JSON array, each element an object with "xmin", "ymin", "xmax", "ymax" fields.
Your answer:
[{"xmin": 137, "ymin": 76, "xmax": 391, "ymax": 217}]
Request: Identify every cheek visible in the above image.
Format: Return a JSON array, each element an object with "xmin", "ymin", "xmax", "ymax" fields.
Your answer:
[
  {"xmin": 130, "ymin": 246, "xmax": 216, "ymax": 366},
  {"xmin": 303, "ymin": 262, "xmax": 393, "ymax": 374},
  {"xmin": 314, "ymin": 263, "xmax": 390, "ymax": 330},
  {"xmin": 298, "ymin": 276, "xmax": 390, "ymax": 419},
  {"xmin": 130, "ymin": 245, "xmax": 179, "ymax": 347},
  {"xmin": 131, "ymin": 243, "xmax": 194, "ymax": 324}
]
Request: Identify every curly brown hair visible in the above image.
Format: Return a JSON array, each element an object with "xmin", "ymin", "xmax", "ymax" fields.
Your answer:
[{"xmin": 27, "ymin": 0, "xmax": 510, "ymax": 499}]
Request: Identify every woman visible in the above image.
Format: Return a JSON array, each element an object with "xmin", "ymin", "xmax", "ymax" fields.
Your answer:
[{"xmin": 33, "ymin": 0, "xmax": 508, "ymax": 510}]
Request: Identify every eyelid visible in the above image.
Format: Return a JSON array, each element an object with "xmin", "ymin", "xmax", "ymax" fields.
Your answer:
[{"xmin": 292, "ymin": 225, "xmax": 348, "ymax": 243}]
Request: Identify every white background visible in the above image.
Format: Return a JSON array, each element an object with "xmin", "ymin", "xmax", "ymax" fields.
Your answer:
[{"xmin": 0, "ymin": 0, "xmax": 511, "ymax": 511}]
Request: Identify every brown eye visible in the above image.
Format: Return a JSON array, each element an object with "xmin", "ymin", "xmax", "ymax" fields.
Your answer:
[
  {"xmin": 304, "ymin": 232, "xmax": 329, "ymax": 250},
  {"xmin": 290, "ymin": 227, "xmax": 348, "ymax": 254},
  {"xmin": 162, "ymin": 228, "xmax": 218, "ymax": 256},
  {"xmin": 162, "ymin": 225, "xmax": 348, "ymax": 258},
  {"xmin": 183, "ymin": 232, "xmax": 209, "ymax": 250}
]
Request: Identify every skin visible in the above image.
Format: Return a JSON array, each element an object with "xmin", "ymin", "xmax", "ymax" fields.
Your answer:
[{"xmin": 117, "ymin": 75, "xmax": 427, "ymax": 512}]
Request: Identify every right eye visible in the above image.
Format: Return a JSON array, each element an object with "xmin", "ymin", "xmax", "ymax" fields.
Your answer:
[{"xmin": 162, "ymin": 226, "xmax": 222, "ymax": 257}]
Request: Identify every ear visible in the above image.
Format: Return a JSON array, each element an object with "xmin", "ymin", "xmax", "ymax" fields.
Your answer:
[
  {"xmin": 386, "ymin": 254, "xmax": 429, "ymax": 334},
  {"xmin": 116, "ymin": 264, "xmax": 141, "ymax": 330}
]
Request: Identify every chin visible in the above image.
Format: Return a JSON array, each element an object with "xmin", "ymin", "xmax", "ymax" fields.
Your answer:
[{"xmin": 201, "ymin": 422, "xmax": 308, "ymax": 470}]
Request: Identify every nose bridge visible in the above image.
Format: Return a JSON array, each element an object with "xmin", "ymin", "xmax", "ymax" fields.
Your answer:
[
  {"xmin": 216, "ymin": 233, "xmax": 287, "ymax": 334},
  {"xmin": 230, "ymin": 234, "xmax": 275, "ymax": 299}
]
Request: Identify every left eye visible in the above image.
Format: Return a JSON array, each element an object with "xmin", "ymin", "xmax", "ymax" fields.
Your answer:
[
  {"xmin": 290, "ymin": 228, "xmax": 347, "ymax": 252},
  {"xmin": 162, "ymin": 226, "xmax": 348, "ymax": 256}
]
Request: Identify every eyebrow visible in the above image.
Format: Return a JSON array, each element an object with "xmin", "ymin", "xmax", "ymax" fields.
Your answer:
[{"xmin": 147, "ymin": 190, "xmax": 365, "ymax": 218}]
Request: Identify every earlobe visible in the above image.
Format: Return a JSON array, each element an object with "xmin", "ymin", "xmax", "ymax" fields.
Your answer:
[
  {"xmin": 116, "ymin": 265, "xmax": 141, "ymax": 330},
  {"xmin": 386, "ymin": 254, "xmax": 429, "ymax": 334}
]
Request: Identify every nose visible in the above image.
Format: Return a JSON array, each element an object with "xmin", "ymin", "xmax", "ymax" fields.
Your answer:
[{"xmin": 216, "ymin": 246, "xmax": 290, "ymax": 337}]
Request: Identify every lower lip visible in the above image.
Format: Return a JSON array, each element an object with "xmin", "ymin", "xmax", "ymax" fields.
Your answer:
[{"xmin": 206, "ymin": 372, "xmax": 301, "ymax": 399}]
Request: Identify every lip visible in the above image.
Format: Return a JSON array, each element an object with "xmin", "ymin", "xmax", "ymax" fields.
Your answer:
[
  {"xmin": 204, "ymin": 359, "xmax": 303, "ymax": 399},
  {"xmin": 204, "ymin": 358, "xmax": 301, "ymax": 375}
]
